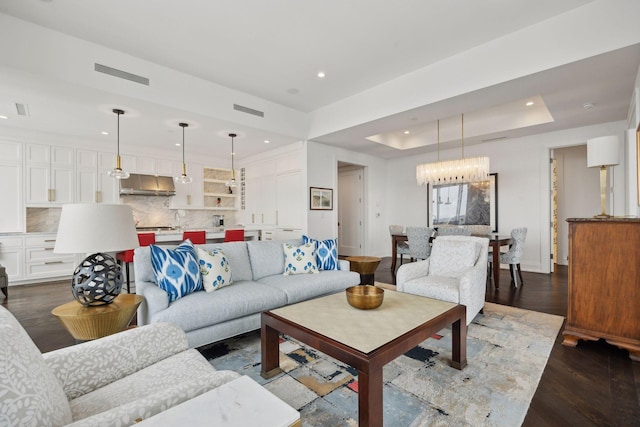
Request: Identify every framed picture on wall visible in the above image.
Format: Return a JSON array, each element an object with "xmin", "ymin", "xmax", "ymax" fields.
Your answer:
[
  {"xmin": 428, "ymin": 173, "xmax": 498, "ymax": 232},
  {"xmin": 310, "ymin": 187, "xmax": 333, "ymax": 210}
]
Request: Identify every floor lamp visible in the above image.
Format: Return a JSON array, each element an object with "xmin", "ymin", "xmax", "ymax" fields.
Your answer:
[{"xmin": 587, "ymin": 135, "xmax": 620, "ymax": 218}]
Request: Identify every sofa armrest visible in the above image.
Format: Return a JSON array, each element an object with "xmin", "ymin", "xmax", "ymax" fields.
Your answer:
[
  {"xmin": 136, "ymin": 280, "xmax": 170, "ymax": 326},
  {"xmin": 43, "ymin": 322, "xmax": 188, "ymax": 400},
  {"xmin": 338, "ymin": 259, "xmax": 350, "ymax": 271},
  {"xmin": 396, "ymin": 258, "xmax": 431, "ymax": 291}
]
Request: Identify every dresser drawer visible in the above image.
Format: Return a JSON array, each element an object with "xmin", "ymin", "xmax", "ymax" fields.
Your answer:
[{"xmin": 25, "ymin": 235, "xmax": 58, "ymax": 247}]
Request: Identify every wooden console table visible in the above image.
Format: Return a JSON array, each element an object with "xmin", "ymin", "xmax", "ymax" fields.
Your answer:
[{"xmin": 562, "ymin": 218, "xmax": 640, "ymax": 361}]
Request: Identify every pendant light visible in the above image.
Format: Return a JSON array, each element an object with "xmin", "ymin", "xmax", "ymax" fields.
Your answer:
[
  {"xmin": 108, "ymin": 108, "xmax": 130, "ymax": 179},
  {"xmin": 416, "ymin": 114, "xmax": 490, "ymax": 186},
  {"xmin": 225, "ymin": 133, "xmax": 237, "ymax": 188},
  {"xmin": 175, "ymin": 122, "xmax": 193, "ymax": 184}
]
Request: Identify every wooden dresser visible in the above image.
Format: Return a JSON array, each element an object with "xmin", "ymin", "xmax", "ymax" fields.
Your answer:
[{"xmin": 562, "ymin": 218, "xmax": 640, "ymax": 361}]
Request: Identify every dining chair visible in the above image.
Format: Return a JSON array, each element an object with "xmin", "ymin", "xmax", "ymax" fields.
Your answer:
[
  {"xmin": 389, "ymin": 225, "xmax": 412, "ymax": 266},
  {"xmin": 488, "ymin": 227, "xmax": 527, "ymax": 287},
  {"xmin": 116, "ymin": 232, "xmax": 156, "ymax": 293},
  {"xmin": 183, "ymin": 230, "xmax": 207, "ymax": 244},
  {"xmin": 224, "ymin": 229, "xmax": 245, "ymax": 242},
  {"xmin": 436, "ymin": 226, "xmax": 472, "ymax": 236},
  {"xmin": 406, "ymin": 226, "xmax": 435, "ymax": 260}
]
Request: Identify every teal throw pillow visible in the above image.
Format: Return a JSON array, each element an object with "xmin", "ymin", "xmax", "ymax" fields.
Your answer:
[
  {"xmin": 302, "ymin": 235, "xmax": 339, "ymax": 270},
  {"xmin": 150, "ymin": 239, "xmax": 202, "ymax": 302},
  {"xmin": 197, "ymin": 247, "xmax": 233, "ymax": 292},
  {"xmin": 283, "ymin": 242, "xmax": 319, "ymax": 275}
]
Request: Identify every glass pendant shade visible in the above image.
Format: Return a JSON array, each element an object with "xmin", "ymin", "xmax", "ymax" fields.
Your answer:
[
  {"xmin": 226, "ymin": 133, "xmax": 237, "ymax": 188},
  {"xmin": 175, "ymin": 122, "xmax": 192, "ymax": 184},
  {"xmin": 416, "ymin": 114, "xmax": 490, "ymax": 186},
  {"xmin": 109, "ymin": 108, "xmax": 130, "ymax": 179}
]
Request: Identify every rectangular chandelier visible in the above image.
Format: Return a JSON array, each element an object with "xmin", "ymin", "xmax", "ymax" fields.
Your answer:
[{"xmin": 416, "ymin": 156, "xmax": 490, "ymax": 186}]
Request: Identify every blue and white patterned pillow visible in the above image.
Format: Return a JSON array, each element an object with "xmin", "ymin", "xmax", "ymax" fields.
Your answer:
[
  {"xmin": 283, "ymin": 242, "xmax": 319, "ymax": 275},
  {"xmin": 150, "ymin": 239, "xmax": 202, "ymax": 302},
  {"xmin": 197, "ymin": 247, "xmax": 233, "ymax": 292},
  {"xmin": 302, "ymin": 235, "xmax": 339, "ymax": 270}
]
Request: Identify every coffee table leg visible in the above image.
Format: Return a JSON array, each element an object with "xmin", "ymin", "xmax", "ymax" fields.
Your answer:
[
  {"xmin": 451, "ymin": 317, "xmax": 467, "ymax": 370},
  {"xmin": 358, "ymin": 368, "xmax": 383, "ymax": 427},
  {"xmin": 260, "ymin": 320, "xmax": 283, "ymax": 379}
]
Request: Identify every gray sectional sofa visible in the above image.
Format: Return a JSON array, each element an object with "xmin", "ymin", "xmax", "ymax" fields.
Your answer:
[{"xmin": 134, "ymin": 239, "xmax": 361, "ymax": 348}]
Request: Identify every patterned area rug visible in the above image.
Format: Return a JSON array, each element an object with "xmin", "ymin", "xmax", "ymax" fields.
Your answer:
[{"xmin": 199, "ymin": 302, "xmax": 564, "ymax": 427}]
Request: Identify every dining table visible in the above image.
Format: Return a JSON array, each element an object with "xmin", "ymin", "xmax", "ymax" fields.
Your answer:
[{"xmin": 391, "ymin": 233, "xmax": 513, "ymax": 289}]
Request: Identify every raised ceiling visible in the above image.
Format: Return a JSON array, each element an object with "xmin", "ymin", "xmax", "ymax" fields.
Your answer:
[{"xmin": 0, "ymin": 0, "xmax": 638, "ymax": 160}]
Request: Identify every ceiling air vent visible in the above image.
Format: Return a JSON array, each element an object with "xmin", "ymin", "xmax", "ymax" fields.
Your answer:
[
  {"xmin": 15, "ymin": 103, "xmax": 29, "ymax": 116},
  {"xmin": 95, "ymin": 63, "xmax": 149, "ymax": 86},
  {"xmin": 233, "ymin": 104, "xmax": 264, "ymax": 118}
]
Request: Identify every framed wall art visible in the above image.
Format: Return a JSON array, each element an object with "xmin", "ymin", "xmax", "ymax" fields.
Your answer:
[
  {"xmin": 428, "ymin": 173, "xmax": 498, "ymax": 232},
  {"xmin": 310, "ymin": 187, "xmax": 333, "ymax": 210}
]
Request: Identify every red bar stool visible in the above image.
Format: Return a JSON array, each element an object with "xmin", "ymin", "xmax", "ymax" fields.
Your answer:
[
  {"xmin": 115, "ymin": 232, "xmax": 156, "ymax": 293},
  {"xmin": 224, "ymin": 229, "xmax": 245, "ymax": 242},
  {"xmin": 183, "ymin": 230, "xmax": 206, "ymax": 244}
]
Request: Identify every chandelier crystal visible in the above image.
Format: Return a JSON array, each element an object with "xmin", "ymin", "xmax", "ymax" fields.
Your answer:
[{"xmin": 416, "ymin": 114, "xmax": 490, "ymax": 186}]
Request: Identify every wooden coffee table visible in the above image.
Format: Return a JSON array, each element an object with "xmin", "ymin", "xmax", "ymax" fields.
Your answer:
[{"xmin": 261, "ymin": 290, "xmax": 466, "ymax": 427}]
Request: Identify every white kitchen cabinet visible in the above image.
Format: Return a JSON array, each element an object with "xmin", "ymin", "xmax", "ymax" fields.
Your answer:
[
  {"xmin": 0, "ymin": 236, "xmax": 24, "ymax": 281},
  {"xmin": 0, "ymin": 140, "xmax": 24, "ymax": 232},
  {"xmin": 76, "ymin": 150, "xmax": 119, "ymax": 203},
  {"xmin": 25, "ymin": 144, "xmax": 74, "ymax": 205},
  {"xmin": 171, "ymin": 161, "xmax": 204, "ymax": 208},
  {"xmin": 24, "ymin": 234, "xmax": 75, "ymax": 280},
  {"xmin": 244, "ymin": 161, "xmax": 276, "ymax": 225},
  {"xmin": 136, "ymin": 156, "xmax": 174, "ymax": 176}
]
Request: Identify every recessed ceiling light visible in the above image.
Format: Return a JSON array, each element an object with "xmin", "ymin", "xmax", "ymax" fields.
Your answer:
[
  {"xmin": 0, "ymin": 115, "xmax": 8, "ymax": 120},
  {"xmin": 264, "ymin": 140, "xmax": 270, "ymax": 144},
  {"xmin": 583, "ymin": 102, "xmax": 594, "ymax": 109},
  {"xmin": 404, "ymin": 130, "xmax": 410, "ymax": 134},
  {"xmin": 525, "ymin": 101, "xmax": 534, "ymax": 106},
  {"xmin": 101, "ymin": 131, "xmax": 108, "ymax": 135},
  {"xmin": 317, "ymin": 71, "xmax": 326, "ymax": 79},
  {"xmin": 175, "ymin": 143, "xmax": 181, "ymax": 147}
]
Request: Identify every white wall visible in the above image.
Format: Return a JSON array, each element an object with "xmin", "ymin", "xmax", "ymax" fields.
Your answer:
[
  {"xmin": 384, "ymin": 121, "xmax": 628, "ymax": 273},
  {"xmin": 306, "ymin": 141, "xmax": 387, "ymax": 254}
]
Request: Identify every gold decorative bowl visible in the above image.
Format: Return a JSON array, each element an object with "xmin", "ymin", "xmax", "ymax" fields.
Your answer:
[{"xmin": 345, "ymin": 285, "xmax": 384, "ymax": 310}]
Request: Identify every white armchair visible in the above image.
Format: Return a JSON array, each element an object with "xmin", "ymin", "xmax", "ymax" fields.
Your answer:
[
  {"xmin": 396, "ymin": 235, "xmax": 489, "ymax": 325},
  {"xmin": 0, "ymin": 305, "xmax": 240, "ymax": 426}
]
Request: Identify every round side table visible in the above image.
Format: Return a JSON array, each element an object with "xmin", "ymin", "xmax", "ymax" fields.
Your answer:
[
  {"xmin": 52, "ymin": 294, "xmax": 144, "ymax": 341},
  {"xmin": 346, "ymin": 256, "xmax": 382, "ymax": 285}
]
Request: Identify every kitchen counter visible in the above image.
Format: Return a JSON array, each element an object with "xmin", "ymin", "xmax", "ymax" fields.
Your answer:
[{"xmin": 149, "ymin": 228, "xmax": 260, "ymax": 244}]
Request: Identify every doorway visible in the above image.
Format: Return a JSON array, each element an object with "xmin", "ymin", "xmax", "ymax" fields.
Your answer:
[{"xmin": 337, "ymin": 163, "xmax": 364, "ymax": 256}]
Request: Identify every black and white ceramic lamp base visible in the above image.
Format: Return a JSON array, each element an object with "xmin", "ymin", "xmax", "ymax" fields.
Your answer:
[{"xmin": 71, "ymin": 253, "xmax": 124, "ymax": 306}]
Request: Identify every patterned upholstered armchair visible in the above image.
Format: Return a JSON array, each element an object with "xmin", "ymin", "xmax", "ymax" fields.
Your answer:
[
  {"xmin": 396, "ymin": 235, "xmax": 489, "ymax": 325},
  {"xmin": 0, "ymin": 305, "xmax": 240, "ymax": 426},
  {"xmin": 406, "ymin": 226, "xmax": 435, "ymax": 260},
  {"xmin": 488, "ymin": 227, "xmax": 527, "ymax": 287},
  {"xmin": 389, "ymin": 225, "xmax": 412, "ymax": 265}
]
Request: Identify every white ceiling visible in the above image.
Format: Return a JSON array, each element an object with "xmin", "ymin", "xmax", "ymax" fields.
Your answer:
[{"xmin": 0, "ymin": 0, "xmax": 639, "ymax": 161}]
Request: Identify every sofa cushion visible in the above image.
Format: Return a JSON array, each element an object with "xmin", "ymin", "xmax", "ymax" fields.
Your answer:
[
  {"xmin": 247, "ymin": 239, "xmax": 300, "ymax": 280},
  {"xmin": 429, "ymin": 239, "xmax": 477, "ymax": 279},
  {"xmin": 200, "ymin": 242, "xmax": 252, "ymax": 282},
  {"xmin": 259, "ymin": 270, "xmax": 360, "ymax": 304},
  {"xmin": 150, "ymin": 240, "xmax": 203, "ymax": 302},
  {"xmin": 283, "ymin": 242, "xmax": 319, "ymax": 275},
  {"xmin": 0, "ymin": 306, "xmax": 73, "ymax": 426},
  {"xmin": 197, "ymin": 247, "xmax": 233, "ymax": 292},
  {"xmin": 151, "ymin": 282, "xmax": 288, "ymax": 332},
  {"xmin": 302, "ymin": 235, "xmax": 339, "ymax": 270}
]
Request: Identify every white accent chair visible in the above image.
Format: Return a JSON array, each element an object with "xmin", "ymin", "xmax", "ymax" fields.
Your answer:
[
  {"xmin": 396, "ymin": 235, "xmax": 489, "ymax": 325},
  {"xmin": 0, "ymin": 305, "xmax": 241, "ymax": 426}
]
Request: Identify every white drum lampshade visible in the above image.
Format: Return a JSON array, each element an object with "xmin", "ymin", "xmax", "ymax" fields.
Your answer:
[
  {"xmin": 55, "ymin": 204, "xmax": 139, "ymax": 306},
  {"xmin": 586, "ymin": 135, "xmax": 620, "ymax": 218}
]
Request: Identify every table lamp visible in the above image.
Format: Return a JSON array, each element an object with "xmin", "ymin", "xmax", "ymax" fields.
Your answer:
[
  {"xmin": 54, "ymin": 204, "xmax": 139, "ymax": 306},
  {"xmin": 587, "ymin": 135, "xmax": 620, "ymax": 218}
]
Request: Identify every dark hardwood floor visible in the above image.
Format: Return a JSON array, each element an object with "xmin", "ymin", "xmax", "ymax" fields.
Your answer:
[{"xmin": 2, "ymin": 259, "xmax": 638, "ymax": 426}]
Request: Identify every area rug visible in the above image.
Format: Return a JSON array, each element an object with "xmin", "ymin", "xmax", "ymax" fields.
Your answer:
[{"xmin": 199, "ymin": 302, "xmax": 564, "ymax": 427}]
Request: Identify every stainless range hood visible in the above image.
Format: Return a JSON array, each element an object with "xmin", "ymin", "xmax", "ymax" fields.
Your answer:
[{"xmin": 119, "ymin": 173, "xmax": 176, "ymax": 196}]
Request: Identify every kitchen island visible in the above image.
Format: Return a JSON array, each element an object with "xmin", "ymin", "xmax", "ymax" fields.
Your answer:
[{"xmin": 146, "ymin": 228, "xmax": 260, "ymax": 244}]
